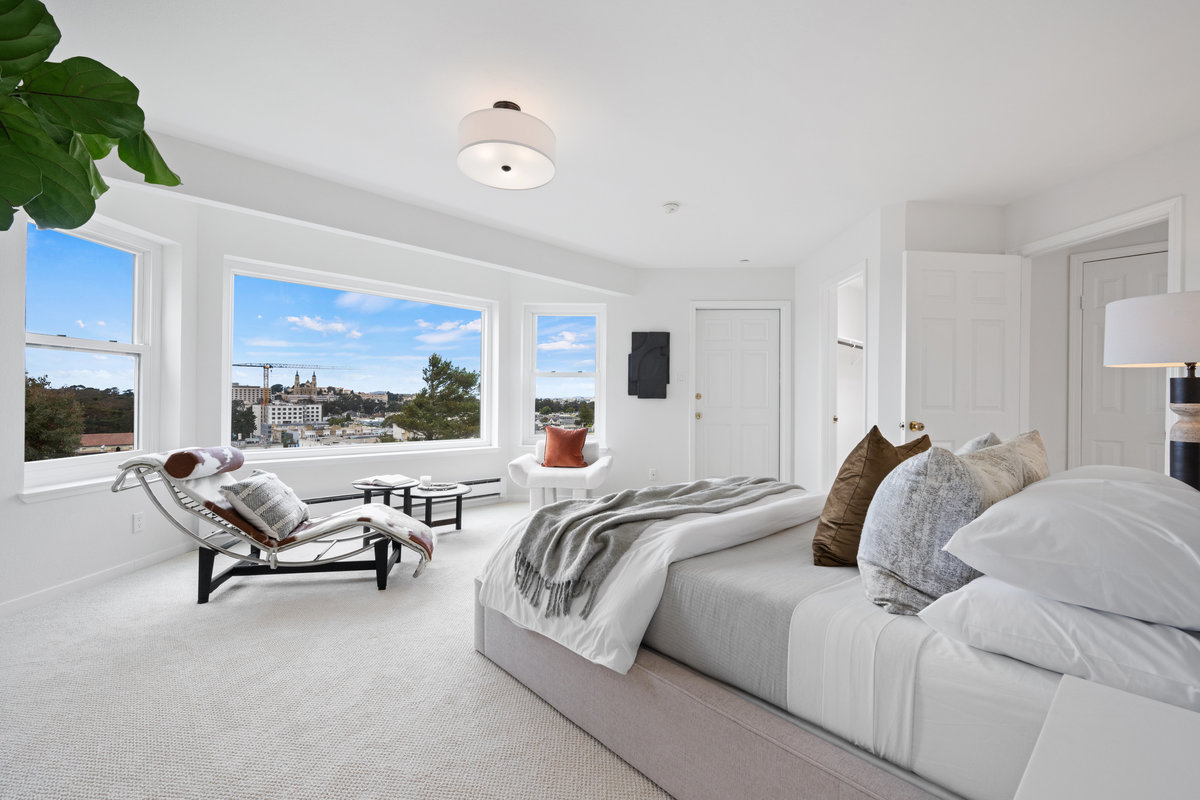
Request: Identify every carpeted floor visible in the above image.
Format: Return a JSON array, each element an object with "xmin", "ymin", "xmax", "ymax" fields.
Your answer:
[{"xmin": 0, "ymin": 502, "xmax": 672, "ymax": 799}]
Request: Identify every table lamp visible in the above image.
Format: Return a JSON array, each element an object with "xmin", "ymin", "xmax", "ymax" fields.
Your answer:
[{"xmin": 1103, "ymin": 290, "xmax": 1200, "ymax": 490}]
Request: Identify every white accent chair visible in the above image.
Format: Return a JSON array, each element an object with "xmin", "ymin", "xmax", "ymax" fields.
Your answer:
[{"xmin": 508, "ymin": 439, "xmax": 613, "ymax": 510}]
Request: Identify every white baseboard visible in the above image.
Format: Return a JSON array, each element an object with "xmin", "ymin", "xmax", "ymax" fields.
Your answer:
[{"xmin": 0, "ymin": 542, "xmax": 193, "ymax": 618}]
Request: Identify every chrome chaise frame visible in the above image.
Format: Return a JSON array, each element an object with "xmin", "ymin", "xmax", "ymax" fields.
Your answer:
[{"xmin": 113, "ymin": 458, "xmax": 432, "ymax": 603}]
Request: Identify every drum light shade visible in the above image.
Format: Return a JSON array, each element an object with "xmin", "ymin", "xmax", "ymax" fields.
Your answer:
[
  {"xmin": 1103, "ymin": 290, "xmax": 1200, "ymax": 368},
  {"xmin": 457, "ymin": 101, "xmax": 556, "ymax": 190}
]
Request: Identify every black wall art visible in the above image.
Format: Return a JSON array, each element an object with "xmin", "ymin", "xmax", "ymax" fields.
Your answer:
[{"xmin": 628, "ymin": 332, "xmax": 670, "ymax": 398}]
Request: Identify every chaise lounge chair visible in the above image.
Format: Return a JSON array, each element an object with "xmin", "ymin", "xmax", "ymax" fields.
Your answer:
[{"xmin": 112, "ymin": 446, "xmax": 434, "ymax": 603}]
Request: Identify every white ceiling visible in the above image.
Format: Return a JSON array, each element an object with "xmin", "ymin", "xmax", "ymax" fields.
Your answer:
[{"xmin": 52, "ymin": 1, "xmax": 1200, "ymax": 270}]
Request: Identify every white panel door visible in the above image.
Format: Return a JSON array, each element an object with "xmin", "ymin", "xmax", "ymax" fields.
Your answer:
[
  {"xmin": 902, "ymin": 252, "xmax": 1022, "ymax": 450},
  {"xmin": 694, "ymin": 309, "xmax": 780, "ymax": 478},
  {"xmin": 1077, "ymin": 250, "xmax": 1168, "ymax": 469}
]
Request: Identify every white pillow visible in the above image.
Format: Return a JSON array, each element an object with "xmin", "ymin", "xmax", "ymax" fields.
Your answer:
[
  {"xmin": 1038, "ymin": 463, "xmax": 1186, "ymax": 490},
  {"xmin": 920, "ymin": 576, "xmax": 1200, "ymax": 712},
  {"xmin": 944, "ymin": 474, "xmax": 1200, "ymax": 629}
]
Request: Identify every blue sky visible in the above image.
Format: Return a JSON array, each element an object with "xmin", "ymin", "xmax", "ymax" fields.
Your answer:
[
  {"xmin": 25, "ymin": 225, "xmax": 137, "ymax": 392},
  {"xmin": 535, "ymin": 315, "xmax": 596, "ymax": 399},
  {"xmin": 232, "ymin": 275, "xmax": 483, "ymax": 394},
  {"xmin": 24, "ymin": 225, "xmax": 596, "ymax": 399}
]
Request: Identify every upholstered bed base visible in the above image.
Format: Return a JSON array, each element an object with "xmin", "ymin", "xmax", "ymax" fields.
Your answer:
[{"xmin": 474, "ymin": 583, "xmax": 961, "ymax": 800}]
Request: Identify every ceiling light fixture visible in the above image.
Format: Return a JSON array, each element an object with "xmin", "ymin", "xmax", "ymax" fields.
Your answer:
[{"xmin": 457, "ymin": 101, "xmax": 556, "ymax": 190}]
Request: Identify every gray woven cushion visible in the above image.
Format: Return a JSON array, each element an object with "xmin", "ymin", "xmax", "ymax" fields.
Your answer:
[
  {"xmin": 219, "ymin": 469, "xmax": 310, "ymax": 538},
  {"xmin": 955, "ymin": 432, "xmax": 1000, "ymax": 454},
  {"xmin": 858, "ymin": 431, "xmax": 1048, "ymax": 614}
]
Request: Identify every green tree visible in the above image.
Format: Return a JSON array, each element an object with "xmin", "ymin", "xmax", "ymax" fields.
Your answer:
[
  {"xmin": 25, "ymin": 374, "xmax": 84, "ymax": 461},
  {"xmin": 392, "ymin": 354, "xmax": 481, "ymax": 440},
  {"xmin": 231, "ymin": 400, "xmax": 257, "ymax": 440},
  {"xmin": 577, "ymin": 401, "xmax": 595, "ymax": 429}
]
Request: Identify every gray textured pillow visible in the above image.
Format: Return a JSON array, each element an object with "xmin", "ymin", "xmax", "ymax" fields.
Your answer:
[
  {"xmin": 955, "ymin": 432, "xmax": 1000, "ymax": 454},
  {"xmin": 219, "ymin": 470, "xmax": 310, "ymax": 539},
  {"xmin": 857, "ymin": 431, "xmax": 1048, "ymax": 615}
]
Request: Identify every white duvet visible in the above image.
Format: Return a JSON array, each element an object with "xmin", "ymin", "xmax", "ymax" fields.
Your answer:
[{"xmin": 478, "ymin": 488, "xmax": 824, "ymax": 673}]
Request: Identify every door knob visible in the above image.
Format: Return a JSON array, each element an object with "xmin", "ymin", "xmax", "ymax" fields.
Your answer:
[
  {"xmin": 908, "ymin": 421, "xmax": 926, "ymax": 432},
  {"xmin": 695, "ymin": 393, "xmax": 702, "ymax": 400},
  {"xmin": 832, "ymin": 415, "xmax": 839, "ymax": 423},
  {"xmin": 695, "ymin": 413, "xmax": 702, "ymax": 420}
]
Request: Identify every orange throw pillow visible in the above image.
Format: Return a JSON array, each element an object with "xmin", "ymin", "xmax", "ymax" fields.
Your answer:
[{"xmin": 543, "ymin": 426, "xmax": 588, "ymax": 468}]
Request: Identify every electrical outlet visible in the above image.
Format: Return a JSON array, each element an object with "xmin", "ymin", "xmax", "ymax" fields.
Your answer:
[
  {"xmin": 131, "ymin": 512, "xmax": 144, "ymax": 534},
  {"xmin": 648, "ymin": 467, "xmax": 658, "ymax": 481}
]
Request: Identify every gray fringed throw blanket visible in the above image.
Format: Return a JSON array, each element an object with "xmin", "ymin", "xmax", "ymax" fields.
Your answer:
[{"xmin": 514, "ymin": 476, "xmax": 800, "ymax": 619}]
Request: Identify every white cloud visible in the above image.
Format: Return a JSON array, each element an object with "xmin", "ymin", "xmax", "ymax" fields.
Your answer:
[
  {"xmin": 96, "ymin": 320, "xmax": 107, "ymax": 327},
  {"xmin": 287, "ymin": 315, "xmax": 350, "ymax": 334},
  {"xmin": 415, "ymin": 318, "xmax": 482, "ymax": 346},
  {"xmin": 76, "ymin": 320, "xmax": 85, "ymax": 328},
  {"xmin": 335, "ymin": 293, "xmax": 394, "ymax": 313},
  {"xmin": 347, "ymin": 330, "xmax": 363, "ymax": 339},
  {"xmin": 538, "ymin": 331, "xmax": 589, "ymax": 351}
]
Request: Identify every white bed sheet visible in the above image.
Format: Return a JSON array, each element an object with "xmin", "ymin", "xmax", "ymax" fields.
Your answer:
[{"xmin": 786, "ymin": 572, "xmax": 1060, "ymax": 800}]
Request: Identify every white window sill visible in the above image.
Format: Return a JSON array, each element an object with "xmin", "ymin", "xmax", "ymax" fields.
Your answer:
[{"xmin": 19, "ymin": 475, "xmax": 117, "ymax": 504}]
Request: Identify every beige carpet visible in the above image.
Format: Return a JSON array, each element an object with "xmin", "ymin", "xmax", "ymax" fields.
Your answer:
[{"xmin": 0, "ymin": 502, "xmax": 671, "ymax": 799}]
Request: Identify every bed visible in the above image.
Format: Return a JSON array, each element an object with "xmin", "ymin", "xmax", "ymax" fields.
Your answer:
[{"xmin": 474, "ymin": 460, "xmax": 1200, "ymax": 800}]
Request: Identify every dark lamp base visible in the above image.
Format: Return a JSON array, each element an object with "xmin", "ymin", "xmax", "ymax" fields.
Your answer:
[{"xmin": 1169, "ymin": 376, "xmax": 1200, "ymax": 491}]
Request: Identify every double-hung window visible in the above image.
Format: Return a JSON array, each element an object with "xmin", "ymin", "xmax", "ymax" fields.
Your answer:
[
  {"xmin": 524, "ymin": 305, "xmax": 604, "ymax": 442},
  {"xmin": 23, "ymin": 222, "xmax": 157, "ymax": 478}
]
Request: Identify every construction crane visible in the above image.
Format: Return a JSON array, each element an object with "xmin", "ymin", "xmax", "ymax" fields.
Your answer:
[{"xmin": 232, "ymin": 363, "xmax": 347, "ymax": 410}]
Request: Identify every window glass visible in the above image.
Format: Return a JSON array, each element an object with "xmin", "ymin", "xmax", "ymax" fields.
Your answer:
[
  {"xmin": 24, "ymin": 349, "xmax": 137, "ymax": 461},
  {"xmin": 23, "ymin": 225, "xmax": 144, "ymax": 465},
  {"xmin": 536, "ymin": 315, "xmax": 597, "ymax": 372},
  {"xmin": 532, "ymin": 314, "xmax": 597, "ymax": 434},
  {"xmin": 25, "ymin": 224, "xmax": 134, "ymax": 342},
  {"xmin": 231, "ymin": 274, "xmax": 484, "ymax": 450}
]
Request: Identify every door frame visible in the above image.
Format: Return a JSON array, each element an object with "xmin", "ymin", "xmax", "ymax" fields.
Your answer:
[
  {"xmin": 689, "ymin": 300, "xmax": 792, "ymax": 482},
  {"xmin": 1015, "ymin": 196, "xmax": 1184, "ymax": 434},
  {"xmin": 820, "ymin": 264, "xmax": 867, "ymax": 486},
  {"xmin": 1066, "ymin": 241, "xmax": 1169, "ymax": 469}
]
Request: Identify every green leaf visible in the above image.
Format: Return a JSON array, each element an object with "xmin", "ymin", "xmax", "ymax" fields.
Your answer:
[
  {"xmin": 0, "ymin": 0, "xmax": 60, "ymax": 79},
  {"xmin": 0, "ymin": 133, "xmax": 42, "ymax": 207},
  {"xmin": 0, "ymin": 96, "xmax": 94, "ymax": 228},
  {"xmin": 0, "ymin": 203, "xmax": 14, "ymax": 230},
  {"xmin": 77, "ymin": 131, "xmax": 117, "ymax": 160},
  {"xmin": 20, "ymin": 56, "xmax": 144, "ymax": 138},
  {"xmin": 118, "ymin": 130, "xmax": 180, "ymax": 186},
  {"xmin": 69, "ymin": 133, "xmax": 107, "ymax": 199}
]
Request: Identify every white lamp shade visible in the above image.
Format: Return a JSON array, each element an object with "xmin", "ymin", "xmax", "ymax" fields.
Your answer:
[
  {"xmin": 1104, "ymin": 290, "xmax": 1200, "ymax": 367},
  {"xmin": 457, "ymin": 106, "xmax": 556, "ymax": 190}
]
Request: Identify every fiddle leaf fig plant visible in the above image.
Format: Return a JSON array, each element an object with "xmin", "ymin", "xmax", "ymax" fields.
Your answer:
[{"xmin": 0, "ymin": 0, "xmax": 180, "ymax": 231}]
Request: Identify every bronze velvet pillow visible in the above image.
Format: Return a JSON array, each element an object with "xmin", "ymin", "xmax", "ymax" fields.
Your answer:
[
  {"xmin": 811, "ymin": 426, "xmax": 930, "ymax": 566},
  {"xmin": 542, "ymin": 426, "xmax": 588, "ymax": 468}
]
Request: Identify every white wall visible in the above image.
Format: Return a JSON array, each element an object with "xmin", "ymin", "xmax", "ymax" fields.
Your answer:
[
  {"xmin": 1006, "ymin": 130, "xmax": 1200, "ymax": 291},
  {"xmin": 1026, "ymin": 222, "xmax": 1169, "ymax": 472},
  {"xmin": 0, "ymin": 150, "xmax": 794, "ymax": 612},
  {"xmin": 792, "ymin": 202, "xmax": 1004, "ymax": 490}
]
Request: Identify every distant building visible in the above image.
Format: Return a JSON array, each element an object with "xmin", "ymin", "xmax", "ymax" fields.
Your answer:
[
  {"xmin": 232, "ymin": 383, "xmax": 263, "ymax": 405},
  {"xmin": 77, "ymin": 433, "xmax": 135, "ymax": 454},
  {"xmin": 253, "ymin": 402, "xmax": 323, "ymax": 428},
  {"xmin": 288, "ymin": 371, "xmax": 322, "ymax": 401}
]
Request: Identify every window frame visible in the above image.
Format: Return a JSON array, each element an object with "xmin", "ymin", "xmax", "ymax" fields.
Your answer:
[
  {"xmin": 522, "ymin": 304, "xmax": 605, "ymax": 445},
  {"xmin": 222, "ymin": 258, "xmax": 497, "ymax": 461},
  {"xmin": 22, "ymin": 218, "xmax": 162, "ymax": 491}
]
